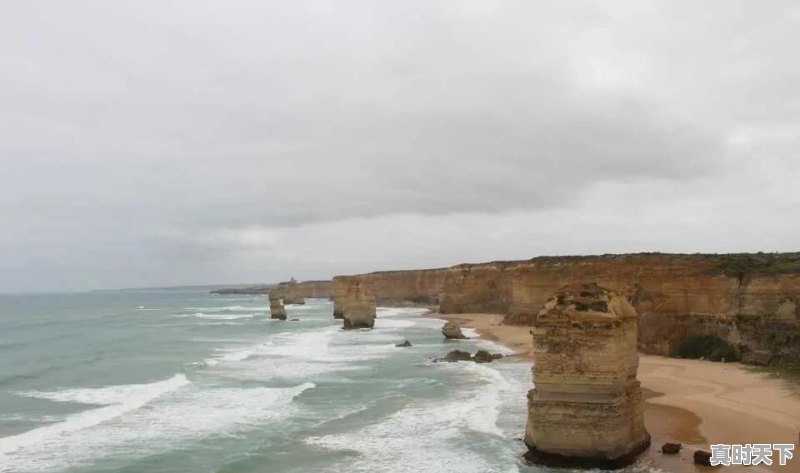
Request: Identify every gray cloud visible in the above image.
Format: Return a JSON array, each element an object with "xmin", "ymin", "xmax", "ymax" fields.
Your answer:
[{"xmin": 0, "ymin": 0, "xmax": 798, "ymax": 291}]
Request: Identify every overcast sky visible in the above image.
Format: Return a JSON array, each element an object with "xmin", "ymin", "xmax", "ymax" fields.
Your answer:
[{"xmin": 1, "ymin": 1, "xmax": 798, "ymax": 292}]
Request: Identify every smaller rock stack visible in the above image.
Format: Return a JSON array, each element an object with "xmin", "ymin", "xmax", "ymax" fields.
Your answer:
[
  {"xmin": 269, "ymin": 292, "xmax": 287, "ymax": 320},
  {"xmin": 441, "ymin": 321, "xmax": 466, "ymax": 339},
  {"xmin": 524, "ymin": 283, "xmax": 650, "ymax": 469},
  {"xmin": 336, "ymin": 276, "xmax": 377, "ymax": 329}
]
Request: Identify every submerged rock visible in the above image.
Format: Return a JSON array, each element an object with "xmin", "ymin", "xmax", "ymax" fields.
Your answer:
[
  {"xmin": 441, "ymin": 321, "xmax": 466, "ymax": 339},
  {"xmin": 472, "ymin": 349, "xmax": 494, "ymax": 363},
  {"xmin": 524, "ymin": 284, "xmax": 650, "ymax": 469},
  {"xmin": 441, "ymin": 350, "xmax": 473, "ymax": 362},
  {"xmin": 395, "ymin": 340, "xmax": 412, "ymax": 347},
  {"xmin": 268, "ymin": 292, "xmax": 287, "ymax": 320}
]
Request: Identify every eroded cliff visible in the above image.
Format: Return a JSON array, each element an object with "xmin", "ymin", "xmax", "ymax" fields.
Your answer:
[
  {"xmin": 331, "ymin": 253, "xmax": 800, "ymax": 366},
  {"xmin": 438, "ymin": 261, "xmax": 520, "ymax": 314},
  {"xmin": 506, "ymin": 254, "xmax": 800, "ymax": 365}
]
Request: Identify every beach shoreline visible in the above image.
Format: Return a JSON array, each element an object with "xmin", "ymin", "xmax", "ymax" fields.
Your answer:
[{"xmin": 428, "ymin": 312, "xmax": 800, "ymax": 473}]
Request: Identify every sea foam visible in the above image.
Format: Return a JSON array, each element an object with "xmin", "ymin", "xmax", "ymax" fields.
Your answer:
[
  {"xmin": 2, "ymin": 374, "xmax": 190, "ymax": 456},
  {"xmin": 0, "ymin": 379, "xmax": 314, "ymax": 472}
]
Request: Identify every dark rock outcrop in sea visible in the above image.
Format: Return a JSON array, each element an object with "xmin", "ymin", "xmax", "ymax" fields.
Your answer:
[
  {"xmin": 440, "ymin": 350, "xmax": 472, "ymax": 362},
  {"xmin": 435, "ymin": 349, "xmax": 503, "ymax": 363},
  {"xmin": 524, "ymin": 284, "xmax": 650, "ymax": 469},
  {"xmin": 472, "ymin": 349, "xmax": 494, "ymax": 363}
]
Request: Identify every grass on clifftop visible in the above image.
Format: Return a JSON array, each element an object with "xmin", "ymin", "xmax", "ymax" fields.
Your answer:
[{"xmin": 711, "ymin": 253, "xmax": 800, "ymax": 279}]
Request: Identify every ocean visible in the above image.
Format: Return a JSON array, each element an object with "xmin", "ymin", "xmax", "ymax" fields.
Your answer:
[{"xmin": 0, "ymin": 291, "xmax": 537, "ymax": 473}]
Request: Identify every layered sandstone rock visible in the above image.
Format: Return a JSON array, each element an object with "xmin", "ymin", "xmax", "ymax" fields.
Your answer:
[
  {"xmin": 352, "ymin": 269, "xmax": 449, "ymax": 306},
  {"xmin": 441, "ymin": 321, "xmax": 466, "ymax": 339},
  {"xmin": 506, "ymin": 254, "xmax": 800, "ymax": 365},
  {"xmin": 330, "ymin": 253, "xmax": 800, "ymax": 366},
  {"xmin": 335, "ymin": 276, "xmax": 377, "ymax": 329},
  {"xmin": 438, "ymin": 262, "xmax": 519, "ymax": 314},
  {"xmin": 277, "ymin": 278, "xmax": 305, "ymax": 305},
  {"xmin": 330, "ymin": 269, "xmax": 447, "ymax": 317},
  {"xmin": 268, "ymin": 292, "xmax": 287, "ymax": 320},
  {"xmin": 524, "ymin": 284, "xmax": 650, "ymax": 468}
]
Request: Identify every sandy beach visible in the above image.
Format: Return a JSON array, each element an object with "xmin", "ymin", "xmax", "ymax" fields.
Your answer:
[{"xmin": 436, "ymin": 313, "xmax": 800, "ymax": 473}]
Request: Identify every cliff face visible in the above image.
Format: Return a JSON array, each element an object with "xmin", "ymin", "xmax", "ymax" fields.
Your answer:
[
  {"xmin": 334, "ymin": 276, "xmax": 377, "ymax": 329},
  {"xmin": 524, "ymin": 284, "xmax": 649, "ymax": 468},
  {"xmin": 330, "ymin": 253, "xmax": 800, "ymax": 365},
  {"xmin": 332, "ymin": 269, "xmax": 448, "ymax": 309},
  {"xmin": 438, "ymin": 262, "xmax": 519, "ymax": 314},
  {"xmin": 505, "ymin": 254, "xmax": 800, "ymax": 365},
  {"xmin": 272, "ymin": 279, "xmax": 333, "ymax": 303}
]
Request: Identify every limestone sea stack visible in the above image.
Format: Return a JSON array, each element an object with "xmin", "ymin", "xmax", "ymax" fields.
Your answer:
[
  {"xmin": 269, "ymin": 292, "xmax": 287, "ymax": 320},
  {"xmin": 336, "ymin": 276, "xmax": 377, "ymax": 329},
  {"xmin": 524, "ymin": 283, "xmax": 650, "ymax": 469},
  {"xmin": 441, "ymin": 321, "xmax": 466, "ymax": 339}
]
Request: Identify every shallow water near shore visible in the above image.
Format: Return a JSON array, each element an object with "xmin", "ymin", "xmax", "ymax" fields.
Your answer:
[{"xmin": 0, "ymin": 291, "xmax": 665, "ymax": 473}]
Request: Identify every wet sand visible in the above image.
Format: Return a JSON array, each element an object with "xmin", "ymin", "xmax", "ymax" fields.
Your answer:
[{"xmin": 434, "ymin": 313, "xmax": 800, "ymax": 473}]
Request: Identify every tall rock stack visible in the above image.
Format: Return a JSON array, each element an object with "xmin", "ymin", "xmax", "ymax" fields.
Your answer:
[
  {"xmin": 335, "ymin": 276, "xmax": 377, "ymax": 329},
  {"xmin": 524, "ymin": 283, "xmax": 649, "ymax": 469},
  {"xmin": 269, "ymin": 292, "xmax": 287, "ymax": 320}
]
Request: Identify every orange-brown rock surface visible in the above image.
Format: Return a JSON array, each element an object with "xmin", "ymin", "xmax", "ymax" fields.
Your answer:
[
  {"xmin": 331, "ymin": 253, "xmax": 800, "ymax": 365},
  {"xmin": 334, "ymin": 276, "xmax": 377, "ymax": 329},
  {"xmin": 524, "ymin": 284, "xmax": 650, "ymax": 468},
  {"xmin": 268, "ymin": 291, "xmax": 287, "ymax": 320},
  {"xmin": 438, "ymin": 261, "xmax": 520, "ymax": 314},
  {"xmin": 505, "ymin": 254, "xmax": 800, "ymax": 365}
]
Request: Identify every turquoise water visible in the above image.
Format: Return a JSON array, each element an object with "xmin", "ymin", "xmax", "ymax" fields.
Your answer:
[{"xmin": 0, "ymin": 291, "xmax": 539, "ymax": 473}]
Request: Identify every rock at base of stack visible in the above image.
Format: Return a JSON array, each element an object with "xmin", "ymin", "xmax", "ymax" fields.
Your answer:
[
  {"xmin": 335, "ymin": 276, "xmax": 377, "ymax": 329},
  {"xmin": 269, "ymin": 292, "xmax": 287, "ymax": 320},
  {"xmin": 524, "ymin": 283, "xmax": 650, "ymax": 469}
]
